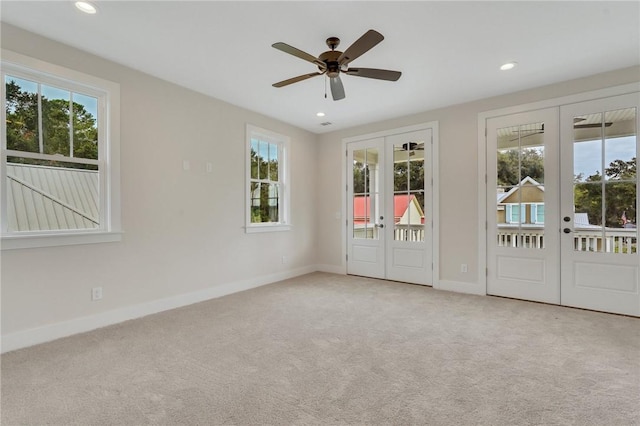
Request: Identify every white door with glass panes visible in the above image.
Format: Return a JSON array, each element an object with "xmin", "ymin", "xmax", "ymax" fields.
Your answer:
[
  {"xmin": 347, "ymin": 130, "xmax": 433, "ymax": 285},
  {"xmin": 487, "ymin": 108, "xmax": 561, "ymax": 304},
  {"xmin": 559, "ymin": 94, "xmax": 639, "ymax": 316},
  {"xmin": 486, "ymin": 94, "xmax": 639, "ymax": 317}
]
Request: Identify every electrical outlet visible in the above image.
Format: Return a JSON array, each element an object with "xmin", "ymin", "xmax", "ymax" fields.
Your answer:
[
  {"xmin": 91, "ymin": 287, "xmax": 103, "ymax": 301},
  {"xmin": 461, "ymin": 264, "xmax": 468, "ymax": 273}
]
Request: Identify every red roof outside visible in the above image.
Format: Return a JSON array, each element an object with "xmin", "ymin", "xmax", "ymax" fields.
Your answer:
[{"xmin": 353, "ymin": 195, "xmax": 424, "ymax": 225}]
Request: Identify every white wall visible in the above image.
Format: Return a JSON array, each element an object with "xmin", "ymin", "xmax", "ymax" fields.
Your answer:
[
  {"xmin": 2, "ymin": 23, "xmax": 639, "ymax": 351},
  {"xmin": 316, "ymin": 66, "xmax": 640, "ymax": 287},
  {"xmin": 0, "ymin": 24, "xmax": 318, "ymax": 349}
]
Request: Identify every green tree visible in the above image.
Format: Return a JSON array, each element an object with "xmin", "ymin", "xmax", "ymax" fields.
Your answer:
[
  {"xmin": 5, "ymin": 80, "xmax": 39, "ymax": 153},
  {"xmin": 497, "ymin": 148, "xmax": 545, "ymax": 186},
  {"xmin": 394, "ymin": 160, "xmax": 425, "ymax": 207},
  {"xmin": 574, "ymin": 158, "xmax": 636, "ymax": 228},
  {"xmin": 250, "ymin": 148, "xmax": 279, "ymax": 223},
  {"xmin": 5, "ymin": 79, "xmax": 99, "ymax": 165}
]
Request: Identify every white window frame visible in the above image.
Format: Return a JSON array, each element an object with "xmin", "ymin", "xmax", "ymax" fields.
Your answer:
[
  {"xmin": 245, "ymin": 124, "xmax": 290, "ymax": 233},
  {"xmin": 1, "ymin": 49, "xmax": 121, "ymax": 250}
]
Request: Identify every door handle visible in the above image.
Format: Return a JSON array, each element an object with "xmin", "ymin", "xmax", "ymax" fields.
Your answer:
[
  {"xmin": 376, "ymin": 224, "xmax": 384, "ymax": 228},
  {"xmin": 563, "ymin": 228, "xmax": 572, "ymax": 234}
]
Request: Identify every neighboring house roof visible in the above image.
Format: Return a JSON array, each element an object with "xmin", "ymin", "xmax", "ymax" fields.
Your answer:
[
  {"xmin": 353, "ymin": 194, "xmax": 424, "ymax": 225},
  {"xmin": 498, "ymin": 176, "xmax": 544, "ymax": 204},
  {"xmin": 6, "ymin": 163, "xmax": 99, "ymax": 231}
]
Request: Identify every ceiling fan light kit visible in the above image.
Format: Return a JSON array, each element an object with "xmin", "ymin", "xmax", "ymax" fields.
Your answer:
[{"xmin": 272, "ymin": 29, "xmax": 402, "ymax": 101}]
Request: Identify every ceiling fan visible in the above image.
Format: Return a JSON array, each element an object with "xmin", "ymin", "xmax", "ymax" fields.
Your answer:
[
  {"xmin": 271, "ymin": 29, "xmax": 402, "ymax": 101},
  {"xmin": 400, "ymin": 142, "xmax": 424, "ymax": 151},
  {"xmin": 573, "ymin": 117, "xmax": 613, "ymax": 128},
  {"xmin": 509, "ymin": 120, "xmax": 614, "ymax": 141}
]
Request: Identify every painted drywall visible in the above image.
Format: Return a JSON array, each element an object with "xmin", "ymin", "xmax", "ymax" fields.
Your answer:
[
  {"xmin": 316, "ymin": 66, "xmax": 640, "ymax": 286},
  {"xmin": 0, "ymin": 24, "xmax": 318, "ymax": 339}
]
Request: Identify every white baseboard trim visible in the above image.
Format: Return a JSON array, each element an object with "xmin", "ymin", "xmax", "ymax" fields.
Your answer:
[
  {"xmin": 315, "ymin": 264, "xmax": 346, "ymax": 275},
  {"xmin": 1, "ymin": 265, "xmax": 316, "ymax": 354},
  {"xmin": 434, "ymin": 280, "xmax": 486, "ymax": 296}
]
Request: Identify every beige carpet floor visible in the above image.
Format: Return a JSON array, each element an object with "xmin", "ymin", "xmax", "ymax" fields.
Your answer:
[{"xmin": 1, "ymin": 272, "xmax": 639, "ymax": 425}]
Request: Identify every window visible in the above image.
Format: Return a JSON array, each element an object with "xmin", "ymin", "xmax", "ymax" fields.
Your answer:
[
  {"xmin": 505, "ymin": 204, "xmax": 524, "ymax": 224},
  {"xmin": 245, "ymin": 124, "xmax": 290, "ymax": 233},
  {"xmin": 1, "ymin": 50, "xmax": 121, "ymax": 249},
  {"xmin": 532, "ymin": 203, "xmax": 545, "ymax": 224}
]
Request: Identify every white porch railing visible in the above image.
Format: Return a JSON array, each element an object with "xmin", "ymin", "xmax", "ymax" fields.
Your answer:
[
  {"xmin": 497, "ymin": 225, "xmax": 637, "ymax": 253},
  {"xmin": 353, "ymin": 224, "xmax": 425, "ymax": 242},
  {"xmin": 394, "ymin": 225, "xmax": 425, "ymax": 242}
]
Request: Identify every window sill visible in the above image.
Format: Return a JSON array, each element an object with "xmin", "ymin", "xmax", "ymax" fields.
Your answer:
[
  {"xmin": 245, "ymin": 224, "xmax": 292, "ymax": 234},
  {"xmin": 1, "ymin": 231, "xmax": 123, "ymax": 250}
]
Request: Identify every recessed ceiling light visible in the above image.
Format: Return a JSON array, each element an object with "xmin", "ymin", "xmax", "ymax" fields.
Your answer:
[
  {"xmin": 500, "ymin": 61, "xmax": 518, "ymax": 71},
  {"xmin": 75, "ymin": 1, "xmax": 97, "ymax": 14},
  {"xmin": 316, "ymin": 112, "xmax": 326, "ymax": 117}
]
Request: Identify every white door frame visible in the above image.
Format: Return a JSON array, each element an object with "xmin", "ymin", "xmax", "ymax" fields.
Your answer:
[
  {"xmin": 478, "ymin": 82, "xmax": 640, "ymax": 295},
  {"xmin": 342, "ymin": 122, "xmax": 440, "ymax": 287}
]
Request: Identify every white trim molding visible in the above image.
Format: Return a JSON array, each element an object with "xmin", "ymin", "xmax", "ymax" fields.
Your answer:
[
  {"xmin": 1, "ymin": 266, "xmax": 316, "ymax": 354},
  {"xmin": 1, "ymin": 49, "xmax": 122, "ymax": 250}
]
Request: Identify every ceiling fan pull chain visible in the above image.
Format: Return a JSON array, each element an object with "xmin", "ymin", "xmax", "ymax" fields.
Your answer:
[{"xmin": 324, "ymin": 76, "xmax": 327, "ymax": 99}]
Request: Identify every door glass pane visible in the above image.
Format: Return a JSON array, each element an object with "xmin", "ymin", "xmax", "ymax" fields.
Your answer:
[
  {"xmin": 353, "ymin": 148, "xmax": 379, "ymax": 239},
  {"xmin": 574, "ymin": 113, "xmax": 603, "ymax": 181},
  {"xmin": 392, "ymin": 141, "xmax": 424, "ymax": 242},
  {"xmin": 496, "ymin": 123, "xmax": 545, "ymax": 249},
  {"xmin": 574, "ymin": 182, "xmax": 603, "ymax": 252},
  {"xmin": 573, "ymin": 108, "xmax": 637, "ymax": 254},
  {"xmin": 604, "ymin": 182, "xmax": 637, "ymax": 253}
]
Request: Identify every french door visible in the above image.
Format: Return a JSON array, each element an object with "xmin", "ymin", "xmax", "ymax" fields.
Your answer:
[
  {"xmin": 487, "ymin": 108, "xmax": 560, "ymax": 304},
  {"xmin": 559, "ymin": 94, "xmax": 639, "ymax": 316},
  {"xmin": 487, "ymin": 93, "xmax": 639, "ymax": 316},
  {"xmin": 346, "ymin": 129, "xmax": 433, "ymax": 285}
]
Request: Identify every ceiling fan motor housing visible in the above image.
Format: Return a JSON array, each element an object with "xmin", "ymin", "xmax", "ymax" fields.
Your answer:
[{"xmin": 319, "ymin": 50, "xmax": 342, "ymax": 77}]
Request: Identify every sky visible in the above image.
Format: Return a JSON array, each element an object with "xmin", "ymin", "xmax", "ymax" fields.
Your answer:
[
  {"xmin": 6, "ymin": 75, "xmax": 99, "ymax": 120},
  {"xmin": 574, "ymin": 136, "xmax": 636, "ymax": 180}
]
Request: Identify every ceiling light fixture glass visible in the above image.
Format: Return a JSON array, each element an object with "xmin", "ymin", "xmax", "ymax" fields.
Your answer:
[
  {"xmin": 500, "ymin": 61, "xmax": 518, "ymax": 71},
  {"xmin": 316, "ymin": 112, "xmax": 326, "ymax": 117},
  {"xmin": 75, "ymin": 1, "xmax": 97, "ymax": 14}
]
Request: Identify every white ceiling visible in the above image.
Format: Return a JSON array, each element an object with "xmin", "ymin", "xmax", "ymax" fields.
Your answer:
[{"xmin": 2, "ymin": 1, "xmax": 639, "ymax": 134}]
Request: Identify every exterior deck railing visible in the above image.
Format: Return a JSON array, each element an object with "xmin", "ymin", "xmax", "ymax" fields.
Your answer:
[
  {"xmin": 497, "ymin": 225, "xmax": 637, "ymax": 253},
  {"xmin": 353, "ymin": 224, "xmax": 425, "ymax": 242}
]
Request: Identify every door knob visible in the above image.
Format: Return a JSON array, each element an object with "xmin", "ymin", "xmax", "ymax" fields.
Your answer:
[
  {"xmin": 563, "ymin": 216, "xmax": 571, "ymax": 222},
  {"xmin": 563, "ymin": 228, "xmax": 572, "ymax": 234},
  {"xmin": 376, "ymin": 223, "xmax": 384, "ymax": 228}
]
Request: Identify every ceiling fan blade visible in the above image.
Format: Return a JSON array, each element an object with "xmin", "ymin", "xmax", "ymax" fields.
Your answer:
[
  {"xmin": 272, "ymin": 72, "xmax": 323, "ymax": 88},
  {"xmin": 330, "ymin": 76, "xmax": 345, "ymax": 101},
  {"xmin": 509, "ymin": 131, "xmax": 543, "ymax": 142},
  {"xmin": 272, "ymin": 42, "xmax": 326, "ymax": 69},
  {"xmin": 574, "ymin": 122, "xmax": 613, "ymax": 128},
  {"xmin": 345, "ymin": 68, "xmax": 401, "ymax": 81},
  {"xmin": 338, "ymin": 29, "xmax": 384, "ymax": 65}
]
